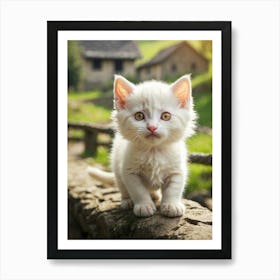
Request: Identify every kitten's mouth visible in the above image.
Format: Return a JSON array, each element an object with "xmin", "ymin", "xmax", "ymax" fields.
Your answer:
[{"xmin": 145, "ymin": 133, "xmax": 160, "ymax": 139}]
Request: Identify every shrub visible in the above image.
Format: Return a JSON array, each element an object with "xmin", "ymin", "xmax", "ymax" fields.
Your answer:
[{"xmin": 68, "ymin": 41, "xmax": 84, "ymax": 91}]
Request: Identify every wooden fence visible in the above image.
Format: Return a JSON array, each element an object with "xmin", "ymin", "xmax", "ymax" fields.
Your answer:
[{"xmin": 68, "ymin": 121, "xmax": 212, "ymax": 165}]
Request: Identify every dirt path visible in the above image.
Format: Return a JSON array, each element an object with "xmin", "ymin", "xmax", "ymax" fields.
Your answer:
[{"xmin": 68, "ymin": 141, "xmax": 100, "ymax": 188}]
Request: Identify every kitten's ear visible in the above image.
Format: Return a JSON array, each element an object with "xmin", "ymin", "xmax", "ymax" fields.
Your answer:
[
  {"xmin": 170, "ymin": 74, "xmax": 192, "ymax": 107},
  {"xmin": 113, "ymin": 75, "xmax": 135, "ymax": 109}
]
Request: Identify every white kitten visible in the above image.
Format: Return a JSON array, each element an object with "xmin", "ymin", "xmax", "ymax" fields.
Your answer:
[{"xmin": 88, "ymin": 74, "xmax": 196, "ymax": 217}]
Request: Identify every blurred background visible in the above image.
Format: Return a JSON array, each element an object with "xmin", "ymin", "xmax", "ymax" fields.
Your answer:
[{"xmin": 68, "ymin": 40, "xmax": 212, "ymax": 210}]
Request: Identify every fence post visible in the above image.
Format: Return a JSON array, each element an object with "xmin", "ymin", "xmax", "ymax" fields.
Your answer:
[{"xmin": 84, "ymin": 130, "xmax": 98, "ymax": 156}]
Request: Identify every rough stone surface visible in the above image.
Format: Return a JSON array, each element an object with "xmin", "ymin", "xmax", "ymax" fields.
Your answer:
[
  {"xmin": 68, "ymin": 184, "xmax": 212, "ymax": 239},
  {"xmin": 68, "ymin": 142, "xmax": 212, "ymax": 240}
]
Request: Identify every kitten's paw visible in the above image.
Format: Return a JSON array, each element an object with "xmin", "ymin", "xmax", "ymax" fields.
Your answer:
[
  {"xmin": 160, "ymin": 202, "xmax": 185, "ymax": 217},
  {"xmin": 134, "ymin": 201, "xmax": 156, "ymax": 217},
  {"xmin": 120, "ymin": 198, "xmax": 133, "ymax": 210}
]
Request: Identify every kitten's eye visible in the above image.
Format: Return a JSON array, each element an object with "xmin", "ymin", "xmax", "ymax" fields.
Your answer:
[
  {"xmin": 161, "ymin": 112, "xmax": 171, "ymax": 121},
  {"xmin": 134, "ymin": 112, "xmax": 145, "ymax": 121}
]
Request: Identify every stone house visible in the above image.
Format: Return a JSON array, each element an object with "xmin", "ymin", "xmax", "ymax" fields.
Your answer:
[
  {"xmin": 137, "ymin": 41, "xmax": 209, "ymax": 81},
  {"xmin": 79, "ymin": 41, "xmax": 141, "ymax": 89}
]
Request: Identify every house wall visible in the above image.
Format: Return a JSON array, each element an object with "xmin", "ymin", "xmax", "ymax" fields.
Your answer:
[
  {"xmin": 138, "ymin": 45, "xmax": 209, "ymax": 81},
  {"xmin": 161, "ymin": 45, "xmax": 208, "ymax": 78},
  {"xmin": 82, "ymin": 59, "xmax": 136, "ymax": 89},
  {"xmin": 138, "ymin": 65, "xmax": 162, "ymax": 81},
  {"xmin": 122, "ymin": 61, "xmax": 135, "ymax": 77}
]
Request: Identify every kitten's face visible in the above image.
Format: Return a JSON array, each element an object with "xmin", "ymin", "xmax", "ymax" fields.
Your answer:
[{"xmin": 113, "ymin": 75, "xmax": 195, "ymax": 146}]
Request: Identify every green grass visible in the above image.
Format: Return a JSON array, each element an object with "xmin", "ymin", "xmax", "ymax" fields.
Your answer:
[
  {"xmin": 185, "ymin": 164, "xmax": 212, "ymax": 195},
  {"xmin": 68, "ymin": 89, "xmax": 114, "ymax": 123},
  {"xmin": 185, "ymin": 132, "xmax": 212, "ymax": 195},
  {"xmin": 68, "ymin": 129, "xmax": 84, "ymax": 138},
  {"xmin": 68, "ymin": 101, "xmax": 111, "ymax": 123},
  {"xmin": 192, "ymin": 71, "xmax": 212, "ymax": 89},
  {"xmin": 68, "ymin": 90, "xmax": 102, "ymax": 101},
  {"xmin": 87, "ymin": 146, "xmax": 110, "ymax": 166},
  {"xmin": 193, "ymin": 92, "xmax": 212, "ymax": 128},
  {"xmin": 187, "ymin": 133, "xmax": 212, "ymax": 154}
]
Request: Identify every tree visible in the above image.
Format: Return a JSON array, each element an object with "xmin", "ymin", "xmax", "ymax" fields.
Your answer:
[{"xmin": 68, "ymin": 41, "xmax": 84, "ymax": 91}]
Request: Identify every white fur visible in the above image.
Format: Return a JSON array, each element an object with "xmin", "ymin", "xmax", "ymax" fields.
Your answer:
[
  {"xmin": 87, "ymin": 166, "xmax": 115, "ymax": 185},
  {"xmin": 89, "ymin": 75, "xmax": 196, "ymax": 217}
]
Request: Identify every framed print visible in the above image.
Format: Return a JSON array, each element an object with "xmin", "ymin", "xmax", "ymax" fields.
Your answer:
[{"xmin": 47, "ymin": 21, "xmax": 231, "ymax": 259}]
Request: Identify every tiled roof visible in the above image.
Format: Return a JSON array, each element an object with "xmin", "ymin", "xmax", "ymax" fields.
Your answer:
[
  {"xmin": 137, "ymin": 41, "xmax": 208, "ymax": 69},
  {"xmin": 79, "ymin": 40, "xmax": 141, "ymax": 59}
]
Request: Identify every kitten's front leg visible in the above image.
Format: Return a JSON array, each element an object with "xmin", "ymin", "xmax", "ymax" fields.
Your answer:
[
  {"xmin": 161, "ymin": 174, "xmax": 185, "ymax": 217},
  {"xmin": 123, "ymin": 174, "xmax": 156, "ymax": 217}
]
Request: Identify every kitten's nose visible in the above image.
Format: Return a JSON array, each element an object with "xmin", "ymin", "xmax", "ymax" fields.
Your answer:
[{"xmin": 147, "ymin": 125, "xmax": 157, "ymax": 133}]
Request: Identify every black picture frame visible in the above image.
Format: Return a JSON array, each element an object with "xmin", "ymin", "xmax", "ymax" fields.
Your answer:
[{"xmin": 47, "ymin": 21, "xmax": 231, "ymax": 259}]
